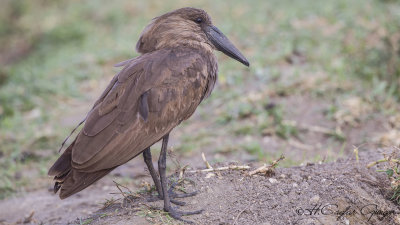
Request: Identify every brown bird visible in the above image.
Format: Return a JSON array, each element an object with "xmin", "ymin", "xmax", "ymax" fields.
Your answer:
[{"xmin": 48, "ymin": 7, "xmax": 249, "ymax": 222}]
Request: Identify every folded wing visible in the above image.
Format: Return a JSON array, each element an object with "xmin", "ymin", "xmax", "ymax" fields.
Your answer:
[{"xmin": 48, "ymin": 47, "xmax": 212, "ymax": 198}]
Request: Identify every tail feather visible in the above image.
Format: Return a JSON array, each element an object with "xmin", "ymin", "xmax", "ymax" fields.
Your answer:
[
  {"xmin": 54, "ymin": 182, "xmax": 62, "ymax": 193},
  {"xmin": 48, "ymin": 138, "xmax": 116, "ymax": 199},
  {"xmin": 48, "ymin": 140, "xmax": 75, "ymax": 177},
  {"xmin": 58, "ymin": 167, "xmax": 115, "ymax": 199}
]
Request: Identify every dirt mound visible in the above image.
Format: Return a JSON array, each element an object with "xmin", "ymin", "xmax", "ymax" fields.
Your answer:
[
  {"xmin": 1, "ymin": 149, "xmax": 399, "ymax": 225},
  {"xmin": 69, "ymin": 149, "xmax": 399, "ymax": 225}
]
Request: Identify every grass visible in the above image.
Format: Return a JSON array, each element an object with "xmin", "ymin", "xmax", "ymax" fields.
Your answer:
[
  {"xmin": 79, "ymin": 218, "xmax": 94, "ymax": 225},
  {"xmin": 369, "ymin": 150, "xmax": 400, "ymax": 204},
  {"xmin": 136, "ymin": 206, "xmax": 178, "ymax": 224},
  {"xmin": 1, "ymin": 0, "xmax": 400, "ymax": 199},
  {"xmin": 242, "ymin": 141, "xmax": 264, "ymax": 160}
]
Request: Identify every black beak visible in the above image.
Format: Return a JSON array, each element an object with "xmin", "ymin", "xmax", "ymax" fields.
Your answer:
[{"xmin": 206, "ymin": 25, "xmax": 249, "ymax": 67}]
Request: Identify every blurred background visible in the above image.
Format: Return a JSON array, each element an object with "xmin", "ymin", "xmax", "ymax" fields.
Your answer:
[{"xmin": 1, "ymin": 0, "xmax": 400, "ymax": 201}]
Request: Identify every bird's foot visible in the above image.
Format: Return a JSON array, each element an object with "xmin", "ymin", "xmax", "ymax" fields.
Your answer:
[
  {"xmin": 166, "ymin": 207, "xmax": 204, "ymax": 224},
  {"xmin": 148, "ymin": 205, "xmax": 203, "ymax": 224},
  {"xmin": 170, "ymin": 199, "xmax": 186, "ymax": 206},
  {"xmin": 168, "ymin": 180, "xmax": 198, "ymax": 199},
  {"xmin": 146, "ymin": 194, "xmax": 186, "ymax": 206},
  {"xmin": 169, "ymin": 189, "xmax": 198, "ymax": 199}
]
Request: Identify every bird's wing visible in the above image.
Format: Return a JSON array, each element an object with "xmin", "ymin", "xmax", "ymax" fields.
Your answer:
[{"xmin": 70, "ymin": 48, "xmax": 210, "ymax": 172}]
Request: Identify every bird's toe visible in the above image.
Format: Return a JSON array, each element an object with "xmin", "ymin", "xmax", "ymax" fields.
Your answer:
[
  {"xmin": 169, "ymin": 189, "xmax": 198, "ymax": 199},
  {"xmin": 167, "ymin": 207, "xmax": 204, "ymax": 224},
  {"xmin": 146, "ymin": 194, "xmax": 186, "ymax": 206}
]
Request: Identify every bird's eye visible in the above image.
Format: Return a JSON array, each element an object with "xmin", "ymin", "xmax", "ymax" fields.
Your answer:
[{"xmin": 195, "ymin": 17, "xmax": 203, "ymax": 24}]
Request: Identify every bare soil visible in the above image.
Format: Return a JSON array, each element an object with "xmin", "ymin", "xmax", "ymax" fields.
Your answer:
[{"xmin": 2, "ymin": 149, "xmax": 399, "ymax": 225}]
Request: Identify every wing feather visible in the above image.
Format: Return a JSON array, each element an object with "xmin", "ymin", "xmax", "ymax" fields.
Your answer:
[{"xmin": 71, "ymin": 48, "xmax": 210, "ymax": 172}]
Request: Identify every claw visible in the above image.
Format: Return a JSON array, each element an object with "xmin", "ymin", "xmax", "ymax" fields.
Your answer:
[
  {"xmin": 169, "ymin": 190, "xmax": 198, "ymax": 199},
  {"xmin": 167, "ymin": 208, "xmax": 204, "ymax": 224},
  {"xmin": 171, "ymin": 199, "xmax": 186, "ymax": 206},
  {"xmin": 146, "ymin": 194, "xmax": 186, "ymax": 206}
]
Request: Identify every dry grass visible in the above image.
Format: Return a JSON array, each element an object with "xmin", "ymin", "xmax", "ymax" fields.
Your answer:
[{"xmin": 368, "ymin": 148, "xmax": 400, "ymax": 204}]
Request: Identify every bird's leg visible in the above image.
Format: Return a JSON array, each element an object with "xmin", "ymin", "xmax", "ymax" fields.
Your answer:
[
  {"xmin": 143, "ymin": 147, "xmax": 163, "ymax": 197},
  {"xmin": 143, "ymin": 147, "xmax": 185, "ymax": 206},
  {"xmin": 158, "ymin": 133, "xmax": 203, "ymax": 223}
]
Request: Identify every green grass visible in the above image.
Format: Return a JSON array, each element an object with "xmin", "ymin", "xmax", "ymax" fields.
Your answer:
[
  {"xmin": 136, "ymin": 205, "xmax": 178, "ymax": 224},
  {"xmin": 79, "ymin": 218, "xmax": 94, "ymax": 225},
  {"xmin": 1, "ymin": 0, "xmax": 400, "ymax": 198}
]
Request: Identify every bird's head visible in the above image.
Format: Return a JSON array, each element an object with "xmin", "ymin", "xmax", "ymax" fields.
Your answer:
[{"xmin": 136, "ymin": 7, "xmax": 249, "ymax": 67}]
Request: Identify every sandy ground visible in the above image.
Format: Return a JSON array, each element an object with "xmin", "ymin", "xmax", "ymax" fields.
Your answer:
[{"xmin": 2, "ymin": 149, "xmax": 399, "ymax": 225}]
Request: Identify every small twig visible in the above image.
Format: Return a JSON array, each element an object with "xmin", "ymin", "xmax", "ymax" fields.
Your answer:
[
  {"xmin": 187, "ymin": 165, "xmax": 250, "ymax": 173},
  {"xmin": 178, "ymin": 165, "xmax": 188, "ymax": 180},
  {"xmin": 202, "ymin": 152, "xmax": 213, "ymax": 169},
  {"xmin": 101, "ymin": 197, "xmax": 121, "ymax": 210},
  {"xmin": 249, "ymin": 155, "xmax": 285, "ymax": 176},
  {"xmin": 113, "ymin": 181, "xmax": 129, "ymax": 199},
  {"xmin": 112, "ymin": 180, "xmax": 140, "ymax": 207},
  {"xmin": 233, "ymin": 207, "xmax": 248, "ymax": 225},
  {"xmin": 353, "ymin": 145, "xmax": 359, "ymax": 162},
  {"xmin": 283, "ymin": 120, "xmax": 343, "ymax": 136},
  {"xmin": 367, "ymin": 158, "xmax": 400, "ymax": 168},
  {"xmin": 23, "ymin": 211, "xmax": 35, "ymax": 224},
  {"xmin": 58, "ymin": 117, "xmax": 86, "ymax": 152}
]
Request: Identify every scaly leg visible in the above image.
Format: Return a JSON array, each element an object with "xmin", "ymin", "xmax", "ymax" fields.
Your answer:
[
  {"xmin": 143, "ymin": 147, "xmax": 163, "ymax": 197},
  {"xmin": 143, "ymin": 147, "xmax": 185, "ymax": 206},
  {"xmin": 158, "ymin": 133, "xmax": 203, "ymax": 223}
]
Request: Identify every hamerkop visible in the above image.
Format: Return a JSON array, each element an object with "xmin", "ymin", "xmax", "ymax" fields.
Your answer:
[{"xmin": 48, "ymin": 7, "xmax": 249, "ymax": 222}]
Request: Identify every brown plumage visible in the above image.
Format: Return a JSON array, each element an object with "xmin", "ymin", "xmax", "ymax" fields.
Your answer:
[{"xmin": 48, "ymin": 7, "xmax": 248, "ymax": 222}]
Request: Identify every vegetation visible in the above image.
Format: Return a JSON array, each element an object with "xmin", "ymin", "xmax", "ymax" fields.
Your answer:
[{"xmin": 1, "ymin": 0, "xmax": 400, "ymax": 200}]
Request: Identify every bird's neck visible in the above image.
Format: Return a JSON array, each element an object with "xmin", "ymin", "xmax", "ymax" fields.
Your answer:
[{"xmin": 160, "ymin": 39, "xmax": 214, "ymax": 55}]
